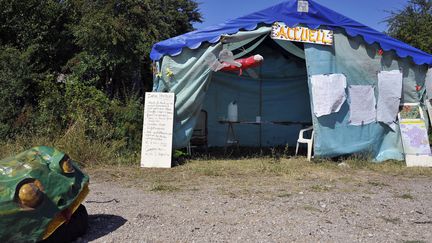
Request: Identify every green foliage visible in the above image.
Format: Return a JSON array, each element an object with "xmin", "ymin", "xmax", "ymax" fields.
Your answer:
[
  {"xmin": 110, "ymin": 94, "xmax": 144, "ymax": 151},
  {"xmin": 385, "ymin": 0, "xmax": 432, "ymax": 53},
  {"xmin": 66, "ymin": 0, "xmax": 202, "ymax": 94},
  {"xmin": 0, "ymin": 0, "xmax": 74, "ymax": 72},
  {"xmin": 0, "ymin": 0, "xmax": 202, "ymax": 165},
  {"xmin": 174, "ymin": 150, "xmax": 188, "ymax": 159},
  {"xmin": 0, "ymin": 47, "xmax": 34, "ymax": 137}
]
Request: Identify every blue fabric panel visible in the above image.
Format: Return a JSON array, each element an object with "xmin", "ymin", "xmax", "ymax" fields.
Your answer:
[
  {"xmin": 203, "ymin": 42, "xmax": 311, "ymax": 147},
  {"xmin": 151, "ymin": 0, "xmax": 432, "ymax": 65},
  {"xmin": 305, "ymin": 32, "xmax": 428, "ymax": 161},
  {"xmin": 203, "ymin": 74, "xmax": 261, "ymax": 146}
]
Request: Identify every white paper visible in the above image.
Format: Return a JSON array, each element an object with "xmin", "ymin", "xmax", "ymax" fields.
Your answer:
[
  {"xmin": 377, "ymin": 70, "xmax": 403, "ymax": 125},
  {"xmin": 426, "ymin": 68, "xmax": 432, "ymax": 99},
  {"xmin": 349, "ymin": 85, "xmax": 376, "ymax": 126},
  {"xmin": 311, "ymin": 74, "xmax": 347, "ymax": 117},
  {"xmin": 141, "ymin": 92, "xmax": 175, "ymax": 168}
]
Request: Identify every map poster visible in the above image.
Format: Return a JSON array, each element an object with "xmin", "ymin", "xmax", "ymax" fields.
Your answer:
[
  {"xmin": 400, "ymin": 120, "xmax": 431, "ymax": 156},
  {"xmin": 398, "ymin": 104, "xmax": 432, "ymax": 167},
  {"xmin": 141, "ymin": 92, "xmax": 175, "ymax": 168}
]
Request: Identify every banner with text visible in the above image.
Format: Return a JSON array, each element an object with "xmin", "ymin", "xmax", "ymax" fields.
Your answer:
[{"xmin": 271, "ymin": 22, "xmax": 333, "ymax": 46}]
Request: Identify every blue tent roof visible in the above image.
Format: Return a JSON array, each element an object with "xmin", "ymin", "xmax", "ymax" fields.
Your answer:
[{"xmin": 150, "ymin": 0, "xmax": 432, "ymax": 65}]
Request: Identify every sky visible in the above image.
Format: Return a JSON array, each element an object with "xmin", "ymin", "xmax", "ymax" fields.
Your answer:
[{"xmin": 194, "ymin": 0, "xmax": 409, "ymax": 32}]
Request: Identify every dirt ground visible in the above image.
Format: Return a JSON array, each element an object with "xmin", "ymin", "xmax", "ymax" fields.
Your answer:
[{"xmin": 77, "ymin": 160, "xmax": 432, "ymax": 243}]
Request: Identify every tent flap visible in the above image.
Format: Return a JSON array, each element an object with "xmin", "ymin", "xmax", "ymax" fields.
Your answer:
[{"xmin": 154, "ymin": 28, "xmax": 272, "ymax": 148}]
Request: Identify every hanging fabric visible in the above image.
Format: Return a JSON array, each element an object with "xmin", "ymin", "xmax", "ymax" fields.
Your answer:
[{"xmin": 272, "ymin": 39, "xmax": 305, "ymax": 59}]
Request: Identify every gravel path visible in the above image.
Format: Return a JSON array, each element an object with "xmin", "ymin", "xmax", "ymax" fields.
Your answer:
[{"xmin": 79, "ymin": 171, "xmax": 432, "ymax": 243}]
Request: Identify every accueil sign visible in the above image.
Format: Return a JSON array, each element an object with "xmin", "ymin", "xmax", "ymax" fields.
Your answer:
[{"xmin": 271, "ymin": 22, "xmax": 333, "ymax": 46}]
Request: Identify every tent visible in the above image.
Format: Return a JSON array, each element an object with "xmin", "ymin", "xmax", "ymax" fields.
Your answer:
[{"xmin": 149, "ymin": 0, "xmax": 432, "ymax": 161}]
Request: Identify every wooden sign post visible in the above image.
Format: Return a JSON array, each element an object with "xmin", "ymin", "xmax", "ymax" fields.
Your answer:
[{"xmin": 141, "ymin": 92, "xmax": 175, "ymax": 168}]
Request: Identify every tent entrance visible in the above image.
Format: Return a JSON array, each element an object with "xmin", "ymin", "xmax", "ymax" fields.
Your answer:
[{"xmin": 202, "ymin": 38, "xmax": 312, "ymax": 148}]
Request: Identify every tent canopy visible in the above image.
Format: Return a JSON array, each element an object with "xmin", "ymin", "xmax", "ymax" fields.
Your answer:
[
  {"xmin": 151, "ymin": 0, "xmax": 432, "ymax": 66},
  {"xmin": 151, "ymin": 0, "xmax": 432, "ymax": 162}
]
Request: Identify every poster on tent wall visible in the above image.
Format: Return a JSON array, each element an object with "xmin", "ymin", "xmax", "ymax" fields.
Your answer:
[
  {"xmin": 426, "ymin": 100, "xmax": 432, "ymax": 127},
  {"xmin": 425, "ymin": 68, "xmax": 432, "ymax": 126},
  {"xmin": 271, "ymin": 22, "xmax": 333, "ymax": 46},
  {"xmin": 398, "ymin": 104, "xmax": 432, "ymax": 167},
  {"xmin": 141, "ymin": 92, "xmax": 175, "ymax": 168}
]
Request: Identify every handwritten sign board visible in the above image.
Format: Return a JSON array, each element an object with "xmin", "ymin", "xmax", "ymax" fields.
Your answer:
[
  {"xmin": 141, "ymin": 92, "xmax": 175, "ymax": 168},
  {"xmin": 271, "ymin": 22, "xmax": 333, "ymax": 46},
  {"xmin": 398, "ymin": 103, "xmax": 432, "ymax": 167}
]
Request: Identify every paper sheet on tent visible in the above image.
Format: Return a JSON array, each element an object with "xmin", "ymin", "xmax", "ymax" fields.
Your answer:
[
  {"xmin": 377, "ymin": 70, "xmax": 403, "ymax": 125},
  {"xmin": 426, "ymin": 68, "xmax": 432, "ymax": 99},
  {"xmin": 311, "ymin": 74, "xmax": 347, "ymax": 117},
  {"xmin": 349, "ymin": 85, "xmax": 376, "ymax": 126}
]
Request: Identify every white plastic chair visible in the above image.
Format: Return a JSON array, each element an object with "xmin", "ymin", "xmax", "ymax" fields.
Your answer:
[{"xmin": 295, "ymin": 126, "xmax": 314, "ymax": 161}]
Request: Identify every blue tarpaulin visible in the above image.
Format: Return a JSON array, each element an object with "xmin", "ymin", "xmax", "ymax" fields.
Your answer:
[{"xmin": 150, "ymin": 0, "xmax": 432, "ymax": 65}]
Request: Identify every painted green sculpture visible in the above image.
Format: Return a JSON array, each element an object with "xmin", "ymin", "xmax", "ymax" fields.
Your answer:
[{"xmin": 0, "ymin": 146, "xmax": 90, "ymax": 243}]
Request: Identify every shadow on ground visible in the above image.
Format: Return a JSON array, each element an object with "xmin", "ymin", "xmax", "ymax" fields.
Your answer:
[{"xmin": 84, "ymin": 214, "xmax": 127, "ymax": 241}]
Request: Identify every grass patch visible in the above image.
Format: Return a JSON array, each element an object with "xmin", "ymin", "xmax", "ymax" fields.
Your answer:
[
  {"xmin": 0, "ymin": 119, "xmax": 138, "ymax": 166},
  {"xmin": 277, "ymin": 193, "xmax": 292, "ymax": 198},
  {"xmin": 397, "ymin": 193, "xmax": 415, "ymax": 200},
  {"xmin": 344, "ymin": 157, "xmax": 432, "ymax": 177},
  {"xmin": 191, "ymin": 163, "xmax": 225, "ymax": 177},
  {"xmin": 150, "ymin": 183, "xmax": 180, "ymax": 192},
  {"xmin": 84, "ymin": 155, "xmax": 432, "ymax": 193},
  {"xmin": 302, "ymin": 205, "xmax": 321, "ymax": 213},
  {"xmin": 310, "ymin": 184, "xmax": 332, "ymax": 192},
  {"xmin": 368, "ymin": 181, "xmax": 390, "ymax": 187},
  {"xmin": 380, "ymin": 216, "xmax": 401, "ymax": 224}
]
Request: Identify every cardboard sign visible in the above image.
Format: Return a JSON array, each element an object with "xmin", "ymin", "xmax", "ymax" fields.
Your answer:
[
  {"xmin": 141, "ymin": 92, "xmax": 175, "ymax": 168},
  {"xmin": 271, "ymin": 22, "xmax": 333, "ymax": 46},
  {"xmin": 398, "ymin": 103, "xmax": 432, "ymax": 167}
]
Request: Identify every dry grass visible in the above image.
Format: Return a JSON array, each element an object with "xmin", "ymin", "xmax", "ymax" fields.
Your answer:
[
  {"xmin": 397, "ymin": 193, "xmax": 415, "ymax": 200},
  {"xmin": 150, "ymin": 182, "xmax": 180, "ymax": 192},
  {"xmin": 84, "ymin": 156, "xmax": 432, "ymax": 194},
  {"xmin": 0, "ymin": 120, "xmax": 138, "ymax": 166}
]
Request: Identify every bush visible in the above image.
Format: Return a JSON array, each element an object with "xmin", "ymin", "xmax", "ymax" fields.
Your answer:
[
  {"xmin": 0, "ymin": 76, "xmax": 144, "ymax": 166},
  {"xmin": 0, "ymin": 47, "xmax": 35, "ymax": 138}
]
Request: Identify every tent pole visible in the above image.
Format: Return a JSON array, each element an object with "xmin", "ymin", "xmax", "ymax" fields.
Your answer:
[{"xmin": 259, "ymin": 65, "xmax": 263, "ymax": 148}]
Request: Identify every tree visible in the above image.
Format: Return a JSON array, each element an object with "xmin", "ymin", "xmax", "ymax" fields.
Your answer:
[
  {"xmin": 0, "ymin": 0, "xmax": 75, "ymax": 72},
  {"xmin": 385, "ymin": 0, "xmax": 432, "ymax": 53},
  {"xmin": 0, "ymin": 47, "xmax": 34, "ymax": 137},
  {"xmin": 0, "ymin": 0, "xmax": 202, "ymax": 149},
  {"xmin": 66, "ymin": 0, "xmax": 202, "ymax": 95}
]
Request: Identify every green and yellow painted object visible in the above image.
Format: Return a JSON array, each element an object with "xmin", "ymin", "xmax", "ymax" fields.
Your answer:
[{"xmin": 0, "ymin": 146, "xmax": 89, "ymax": 242}]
